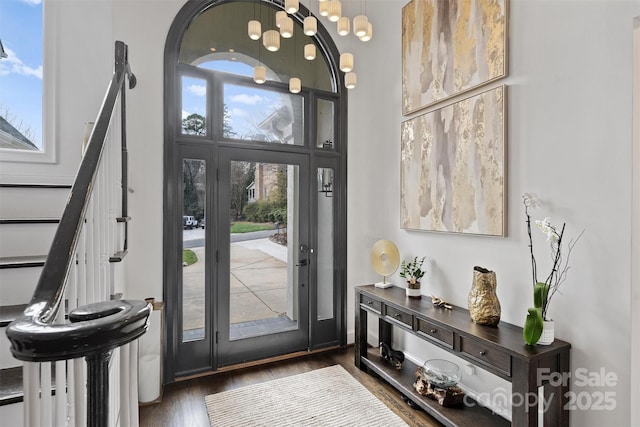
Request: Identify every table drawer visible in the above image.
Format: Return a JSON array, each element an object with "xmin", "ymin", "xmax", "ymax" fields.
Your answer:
[
  {"xmin": 416, "ymin": 317, "xmax": 454, "ymax": 348},
  {"xmin": 459, "ymin": 336, "xmax": 511, "ymax": 376},
  {"xmin": 385, "ymin": 305, "xmax": 412, "ymax": 328},
  {"xmin": 360, "ymin": 294, "xmax": 382, "ymax": 313}
]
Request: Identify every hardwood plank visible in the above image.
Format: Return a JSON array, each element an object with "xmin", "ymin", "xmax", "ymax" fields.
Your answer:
[{"xmin": 139, "ymin": 347, "xmax": 442, "ymax": 427}]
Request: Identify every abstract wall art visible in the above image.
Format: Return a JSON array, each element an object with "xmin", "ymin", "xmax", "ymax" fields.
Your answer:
[
  {"xmin": 400, "ymin": 85, "xmax": 506, "ymax": 236},
  {"xmin": 402, "ymin": 0, "xmax": 508, "ymax": 115}
]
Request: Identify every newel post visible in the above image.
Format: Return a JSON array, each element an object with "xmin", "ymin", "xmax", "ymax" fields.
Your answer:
[{"xmin": 86, "ymin": 350, "xmax": 113, "ymax": 427}]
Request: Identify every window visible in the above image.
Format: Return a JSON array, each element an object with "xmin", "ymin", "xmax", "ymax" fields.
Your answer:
[{"xmin": 0, "ymin": 0, "xmax": 43, "ymax": 152}]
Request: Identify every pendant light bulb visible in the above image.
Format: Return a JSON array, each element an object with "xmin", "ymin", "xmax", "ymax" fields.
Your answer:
[
  {"xmin": 337, "ymin": 17, "xmax": 350, "ymax": 36},
  {"xmin": 284, "ymin": 0, "xmax": 299, "ymax": 14},
  {"xmin": 280, "ymin": 16, "xmax": 294, "ymax": 38},
  {"xmin": 319, "ymin": 2, "xmax": 329, "ymax": 17},
  {"xmin": 345, "ymin": 72, "xmax": 357, "ymax": 89},
  {"xmin": 275, "ymin": 11, "xmax": 287, "ymax": 28},
  {"xmin": 289, "ymin": 77, "xmax": 301, "ymax": 94},
  {"xmin": 359, "ymin": 22, "xmax": 373, "ymax": 42},
  {"xmin": 263, "ymin": 30, "xmax": 280, "ymax": 52},
  {"xmin": 353, "ymin": 15, "xmax": 369, "ymax": 37},
  {"xmin": 304, "ymin": 16, "xmax": 318, "ymax": 36},
  {"xmin": 248, "ymin": 20, "xmax": 262, "ymax": 41},
  {"xmin": 304, "ymin": 44, "xmax": 316, "ymax": 60},
  {"xmin": 339, "ymin": 52, "xmax": 354, "ymax": 72},
  {"xmin": 254, "ymin": 66, "xmax": 267, "ymax": 84},
  {"xmin": 327, "ymin": 0, "xmax": 341, "ymax": 22}
]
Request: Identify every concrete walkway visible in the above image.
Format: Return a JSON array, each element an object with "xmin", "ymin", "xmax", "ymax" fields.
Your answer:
[{"xmin": 182, "ymin": 238, "xmax": 288, "ymax": 335}]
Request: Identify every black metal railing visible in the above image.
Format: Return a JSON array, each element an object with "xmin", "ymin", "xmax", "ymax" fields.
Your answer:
[{"xmin": 6, "ymin": 41, "xmax": 150, "ymax": 427}]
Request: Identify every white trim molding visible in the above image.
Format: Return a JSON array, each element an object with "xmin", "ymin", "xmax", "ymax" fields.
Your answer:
[{"xmin": 631, "ymin": 15, "xmax": 640, "ymax": 427}]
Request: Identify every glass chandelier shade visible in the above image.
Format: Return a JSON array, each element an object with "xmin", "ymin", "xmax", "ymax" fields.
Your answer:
[
  {"xmin": 280, "ymin": 16, "xmax": 294, "ymax": 38},
  {"xmin": 339, "ymin": 52, "xmax": 354, "ymax": 72},
  {"xmin": 359, "ymin": 22, "xmax": 373, "ymax": 42},
  {"xmin": 289, "ymin": 77, "xmax": 301, "ymax": 93},
  {"xmin": 284, "ymin": 0, "xmax": 299, "ymax": 14},
  {"xmin": 253, "ymin": 66, "xmax": 267, "ymax": 84},
  {"xmin": 263, "ymin": 30, "xmax": 280, "ymax": 52},
  {"xmin": 303, "ymin": 16, "xmax": 318, "ymax": 36},
  {"xmin": 248, "ymin": 20, "xmax": 262, "ymax": 40},
  {"xmin": 337, "ymin": 17, "xmax": 350, "ymax": 36},
  {"xmin": 275, "ymin": 11, "xmax": 287, "ymax": 28},
  {"xmin": 345, "ymin": 72, "xmax": 357, "ymax": 89},
  {"xmin": 353, "ymin": 15, "xmax": 368, "ymax": 37},
  {"xmin": 319, "ymin": 2, "xmax": 329, "ymax": 17},
  {"xmin": 327, "ymin": 0, "xmax": 341, "ymax": 22},
  {"xmin": 304, "ymin": 44, "xmax": 316, "ymax": 60}
]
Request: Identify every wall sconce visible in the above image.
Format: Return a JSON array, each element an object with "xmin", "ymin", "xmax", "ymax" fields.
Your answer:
[{"xmin": 318, "ymin": 168, "xmax": 334, "ymax": 197}]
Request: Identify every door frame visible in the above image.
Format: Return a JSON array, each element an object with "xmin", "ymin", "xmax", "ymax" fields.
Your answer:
[{"xmin": 163, "ymin": 0, "xmax": 348, "ymax": 382}]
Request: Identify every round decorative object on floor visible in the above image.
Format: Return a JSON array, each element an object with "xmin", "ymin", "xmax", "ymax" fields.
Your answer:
[{"xmin": 538, "ymin": 319, "xmax": 555, "ymax": 345}]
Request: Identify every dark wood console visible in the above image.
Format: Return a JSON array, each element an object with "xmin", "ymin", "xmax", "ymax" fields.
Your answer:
[{"xmin": 355, "ymin": 285, "xmax": 571, "ymax": 427}]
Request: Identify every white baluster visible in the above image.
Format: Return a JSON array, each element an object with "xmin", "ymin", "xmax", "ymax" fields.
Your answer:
[
  {"xmin": 40, "ymin": 362, "xmax": 52, "ymax": 427},
  {"xmin": 129, "ymin": 340, "xmax": 139, "ymax": 427},
  {"xmin": 55, "ymin": 306, "xmax": 67, "ymax": 426},
  {"xmin": 24, "ymin": 362, "xmax": 40, "ymax": 427}
]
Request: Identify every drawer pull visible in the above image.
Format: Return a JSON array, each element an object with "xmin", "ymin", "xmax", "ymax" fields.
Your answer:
[
  {"xmin": 367, "ymin": 300, "xmax": 373, "ymax": 304},
  {"xmin": 479, "ymin": 351, "xmax": 487, "ymax": 356},
  {"xmin": 430, "ymin": 329, "xmax": 437, "ymax": 333},
  {"xmin": 394, "ymin": 313, "xmax": 401, "ymax": 318}
]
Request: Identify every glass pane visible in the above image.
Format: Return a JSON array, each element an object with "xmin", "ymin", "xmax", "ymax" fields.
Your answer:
[
  {"xmin": 182, "ymin": 158, "xmax": 206, "ymax": 342},
  {"xmin": 179, "ymin": 2, "xmax": 334, "ymax": 91},
  {"xmin": 229, "ymin": 161, "xmax": 299, "ymax": 340},
  {"xmin": 317, "ymin": 168, "xmax": 334, "ymax": 320},
  {"xmin": 224, "ymin": 84, "xmax": 303, "ymax": 145},
  {"xmin": 0, "ymin": 0, "xmax": 43, "ymax": 150},
  {"xmin": 181, "ymin": 76, "xmax": 207, "ymax": 136},
  {"xmin": 316, "ymin": 99, "xmax": 335, "ymax": 149}
]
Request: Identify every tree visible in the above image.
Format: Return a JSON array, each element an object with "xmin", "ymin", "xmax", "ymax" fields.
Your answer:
[
  {"xmin": 182, "ymin": 113, "xmax": 206, "ymax": 135},
  {"xmin": 223, "ymin": 105, "xmax": 236, "ymax": 138},
  {"xmin": 230, "ymin": 162, "xmax": 254, "ymax": 220},
  {"xmin": 182, "ymin": 106, "xmax": 236, "ymax": 137},
  {"xmin": 268, "ymin": 166, "xmax": 287, "ymax": 208},
  {"xmin": 183, "ymin": 159, "xmax": 205, "ymax": 218}
]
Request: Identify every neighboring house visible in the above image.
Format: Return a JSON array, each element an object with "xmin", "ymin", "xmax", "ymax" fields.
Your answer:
[
  {"xmin": 248, "ymin": 163, "xmax": 281, "ymax": 203},
  {"xmin": 0, "ymin": 116, "xmax": 38, "ymax": 151}
]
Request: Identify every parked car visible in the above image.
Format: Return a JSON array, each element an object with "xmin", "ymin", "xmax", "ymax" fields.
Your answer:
[
  {"xmin": 183, "ymin": 215, "xmax": 197, "ymax": 229},
  {"xmin": 199, "ymin": 217, "xmax": 205, "ymax": 229}
]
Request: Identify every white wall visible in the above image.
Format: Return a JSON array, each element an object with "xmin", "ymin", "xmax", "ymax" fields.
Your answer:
[
  {"xmin": 44, "ymin": 0, "xmax": 639, "ymax": 425},
  {"xmin": 344, "ymin": 1, "xmax": 639, "ymax": 426}
]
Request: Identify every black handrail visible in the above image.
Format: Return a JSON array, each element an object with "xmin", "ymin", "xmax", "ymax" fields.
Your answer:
[{"xmin": 5, "ymin": 41, "xmax": 150, "ymax": 426}]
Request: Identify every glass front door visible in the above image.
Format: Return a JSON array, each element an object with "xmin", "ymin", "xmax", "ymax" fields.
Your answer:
[{"xmin": 216, "ymin": 148, "xmax": 310, "ymax": 366}]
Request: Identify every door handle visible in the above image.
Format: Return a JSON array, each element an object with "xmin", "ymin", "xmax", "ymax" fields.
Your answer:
[{"xmin": 296, "ymin": 259, "xmax": 308, "ymax": 267}]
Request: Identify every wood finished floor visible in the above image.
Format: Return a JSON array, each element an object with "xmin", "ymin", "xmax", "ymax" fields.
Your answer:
[{"xmin": 139, "ymin": 347, "xmax": 442, "ymax": 427}]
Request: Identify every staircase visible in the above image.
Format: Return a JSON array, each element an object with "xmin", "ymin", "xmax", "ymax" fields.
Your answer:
[
  {"xmin": 0, "ymin": 183, "xmax": 71, "ymax": 422},
  {"xmin": 1, "ymin": 41, "xmax": 149, "ymax": 427}
]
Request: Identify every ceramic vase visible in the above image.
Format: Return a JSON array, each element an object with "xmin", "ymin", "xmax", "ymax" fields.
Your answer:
[
  {"xmin": 406, "ymin": 281, "xmax": 421, "ymax": 298},
  {"xmin": 538, "ymin": 320, "xmax": 555, "ymax": 345},
  {"xmin": 468, "ymin": 266, "xmax": 501, "ymax": 326}
]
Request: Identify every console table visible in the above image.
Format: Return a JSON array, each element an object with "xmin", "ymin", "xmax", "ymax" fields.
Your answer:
[{"xmin": 355, "ymin": 285, "xmax": 571, "ymax": 427}]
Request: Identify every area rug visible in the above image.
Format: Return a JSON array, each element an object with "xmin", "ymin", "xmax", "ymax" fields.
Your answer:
[{"xmin": 205, "ymin": 365, "xmax": 408, "ymax": 426}]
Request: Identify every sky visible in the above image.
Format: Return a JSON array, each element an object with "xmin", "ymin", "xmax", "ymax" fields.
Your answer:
[{"xmin": 0, "ymin": 0, "xmax": 43, "ymax": 148}]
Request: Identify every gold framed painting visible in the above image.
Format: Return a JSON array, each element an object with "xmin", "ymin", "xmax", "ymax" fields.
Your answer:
[
  {"xmin": 402, "ymin": 0, "xmax": 508, "ymax": 115},
  {"xmin": 400, "ymin": 85, "xmax": 506, "ymax": 236}
]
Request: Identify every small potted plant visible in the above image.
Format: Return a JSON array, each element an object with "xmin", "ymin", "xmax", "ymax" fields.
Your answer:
[{"xmin": 400, "ymin": 256, "xmax": 425, "ymax": 298}]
